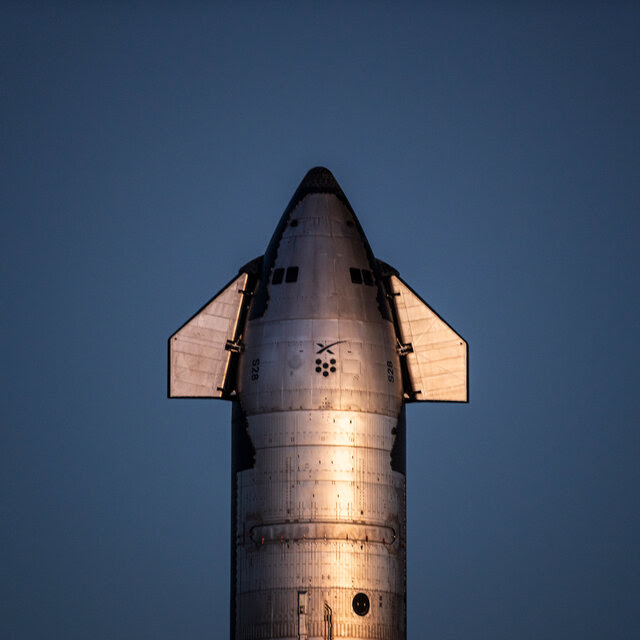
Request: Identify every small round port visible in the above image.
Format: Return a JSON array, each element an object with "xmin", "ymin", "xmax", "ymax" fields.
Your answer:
[{"xmin": 352, "ymin": 592, "xmax": 370, "ymax": 616}]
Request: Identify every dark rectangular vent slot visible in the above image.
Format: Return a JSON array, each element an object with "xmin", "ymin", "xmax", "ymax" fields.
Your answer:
[
  {"xmin": 350, "ymin": 268, "xmax": 362, "ymax": 284},
  {"xmin": 272, "ymin": 268, "xmax": 284, "ymax": 284},
  {"xmin": 362, "ymin": 270, "xmax": 374, "ymax": 286},
  {"xmin": 285, "ymin": 266, "xmax": 299, "ymax": 283}
]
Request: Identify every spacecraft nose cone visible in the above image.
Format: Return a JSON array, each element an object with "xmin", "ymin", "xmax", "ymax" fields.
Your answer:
[
  {"xmin": 298, "ymin": 166, "xmax": 340, "ymax": 192},
  {"xmin": 286, "ymin": 166, "xmax": 352, "ymax": 210}
]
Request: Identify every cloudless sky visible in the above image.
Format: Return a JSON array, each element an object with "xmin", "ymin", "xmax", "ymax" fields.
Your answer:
[{"xmin": 2, "ymin": 3, "xmax": 639, "ymax": 639}]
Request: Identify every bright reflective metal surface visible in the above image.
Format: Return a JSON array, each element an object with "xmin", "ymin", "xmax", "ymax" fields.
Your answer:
[{"xmin": 234, "ymin": 188, "xmax": 405, "ymax": 638}]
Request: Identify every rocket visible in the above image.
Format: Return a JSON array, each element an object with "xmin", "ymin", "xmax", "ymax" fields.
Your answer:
[{"xmin": 168, "ymin": 167, "xmax": 467, "ymax": 639}]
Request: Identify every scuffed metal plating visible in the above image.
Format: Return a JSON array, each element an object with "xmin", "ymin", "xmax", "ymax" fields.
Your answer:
[{"xmin": 169, "ymin": 168, "xmax": 467, "ymax": 639}]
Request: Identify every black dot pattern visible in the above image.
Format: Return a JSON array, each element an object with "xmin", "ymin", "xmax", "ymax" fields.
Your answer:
[{"xmin": 315, "ymin": 355, "xmax": 338, "ymax": 376}]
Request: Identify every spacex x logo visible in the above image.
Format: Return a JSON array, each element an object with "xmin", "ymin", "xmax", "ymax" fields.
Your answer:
[{"xmin": 315, "ymin": 341, "xmax": 346, "ymax": 355}]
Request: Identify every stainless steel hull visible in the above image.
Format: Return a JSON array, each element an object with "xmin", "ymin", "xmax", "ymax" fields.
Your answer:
[
  {"xmin": 232, "ymin": 408, "xmax": 406, "ymax": 639},
  {"xmin": 169, "ymin": 167, "xmax": 467, "ymax": 639}
]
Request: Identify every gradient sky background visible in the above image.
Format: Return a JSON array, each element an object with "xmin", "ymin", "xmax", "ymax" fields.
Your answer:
[{"xmin": 2, "ymin": 3, "xmax": 639, "ymax": 639}]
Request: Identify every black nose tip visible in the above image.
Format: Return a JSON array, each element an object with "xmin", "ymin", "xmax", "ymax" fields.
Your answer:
[
  {"xmin": 298, "ymin": 166, "xmax": 340, "ymax": 193},
  {"xmin": 285, "ymin": 166, "xmax": 353, "ymax": 217}
]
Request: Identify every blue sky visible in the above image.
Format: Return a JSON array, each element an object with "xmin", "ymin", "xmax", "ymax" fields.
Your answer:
[{"xmin": 2, "ymin": 3, "xmax": 639, "ymax": 638}]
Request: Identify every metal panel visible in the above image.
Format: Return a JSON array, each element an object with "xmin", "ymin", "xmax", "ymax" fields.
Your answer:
[
  {"xmin": 298, "ymin": 591, "xmax": 308, "ymax": 639},
  {"xmin": 168, "ymin": 272, "xmax": 249, "ymax": 398},
  {"xmin": 234, "ymin": 410, "xmax": 405, "ymax": 639},
  {"xmin": 388, "ymin": 274, "xmax": 468, "ymax": 402}
]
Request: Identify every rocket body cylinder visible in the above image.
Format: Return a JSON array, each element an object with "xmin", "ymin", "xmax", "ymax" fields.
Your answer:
[{"xmin": 233, "ymin": 189, "xmax": 406, "ymax": 638}]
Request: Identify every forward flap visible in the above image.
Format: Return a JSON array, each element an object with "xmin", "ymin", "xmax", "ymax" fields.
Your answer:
[
  {"xmin": 169, "ymin": 272, "xmax": 251, "ymax": 398},
  {"xmin": 389, "ymin": 275, "xmax": 468, "ymax": 402}
]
